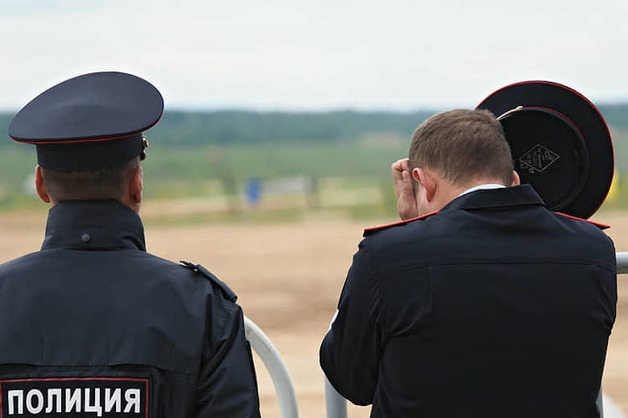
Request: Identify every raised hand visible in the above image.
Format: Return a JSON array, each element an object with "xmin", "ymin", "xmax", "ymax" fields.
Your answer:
[{"xmin": 391, "ymin": 158, "xmax": 418, "ymax": 220}]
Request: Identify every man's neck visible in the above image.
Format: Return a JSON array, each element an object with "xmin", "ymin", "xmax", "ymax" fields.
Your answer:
[
  {"xmin": 50, "ymin": 197, "xmax": 140, "ymax": 214},
  {"xmin": 458, "ymin": 183, "xmax": 506, "ymax": 197},
  {"xmin": 434, "ymin": 180, "xmax": 506, "ymax": 212}
]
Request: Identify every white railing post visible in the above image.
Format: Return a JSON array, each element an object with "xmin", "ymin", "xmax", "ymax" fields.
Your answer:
[
  {"xmin": 616, "ymin": 252, "xmax": 628, "ymax": 274},
  {"xmin": 244, "ymin": 316, "xmax": 299, "ymax": 418},
  {"xmin": 323, "ymin": 252, "xmax": 628, "ymax": 418},
  {"xmin": 325, "ymin": 377, "xmax": 347, "ymax": 418}
]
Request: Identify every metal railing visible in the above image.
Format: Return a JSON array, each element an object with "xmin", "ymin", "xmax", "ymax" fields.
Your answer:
[
  {"xmin": 323, "ymin": 252, "xmax": 628, "ymax": 418},
  {"xmin": 244, "ymin": 316, "xmax": 299, "ymax": 418}
]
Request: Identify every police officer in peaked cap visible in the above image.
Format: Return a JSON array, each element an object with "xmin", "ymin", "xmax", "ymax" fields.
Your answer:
[{"xmin": 0, "ymin": 72, "xmax": 261, "ymax": 417}]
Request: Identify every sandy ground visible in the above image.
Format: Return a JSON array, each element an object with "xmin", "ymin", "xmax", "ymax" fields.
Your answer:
[{"xmin": 0, "ymin": 208, "xmax": 626, "ymax": 417}]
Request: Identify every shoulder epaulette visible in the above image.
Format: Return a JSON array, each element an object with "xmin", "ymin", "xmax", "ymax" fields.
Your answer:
[
  {"xmin": 179, "ymin": 261, "xmax": 237, "ymax": 302},
  {"xmin": 554, "ymin": 212, "xmax": 610, "ymax": 230},
  {"xmin": 363, "ymin": 211, "xmax": 439, "ymax": 237}
]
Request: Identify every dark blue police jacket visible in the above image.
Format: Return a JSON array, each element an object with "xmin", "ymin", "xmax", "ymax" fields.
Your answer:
[
  {"xmin": 320, "ymin": 185, "xmax": 616, "ymax": 418},
  {"xmin": 0, "ymin": 201, "xmax": 260, "ymax": 417}
]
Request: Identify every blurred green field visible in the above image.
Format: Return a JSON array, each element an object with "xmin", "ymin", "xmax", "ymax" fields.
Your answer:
[
  {"xmin": 141, "ymin": 136, "xmax": 406, "ymax": 196},
  {"xmin": 1, "ymin": 129, "xmax": 627, "ymax": 220},
  {"xmin": 0, "ymin": 139, "xmax": 405, "ymax": 219}
]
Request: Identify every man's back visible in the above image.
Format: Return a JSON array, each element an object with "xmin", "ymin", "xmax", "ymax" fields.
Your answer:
[
  {"xmin": 321, "ymin": 185, "xmax": 617, "ymax": 417},
  {"xmin": 0, "ymin": 201, "xmax": 260, "ymax": 417},
  {"xmin": 1, "ymin": 71, "xmax": 261, "ymax": 417}
]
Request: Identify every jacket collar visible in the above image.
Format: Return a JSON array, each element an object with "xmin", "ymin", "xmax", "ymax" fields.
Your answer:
[
  {"xmin": 442, "ymin": 184, "xmax": 545, "ymax": 212},
  {"xmin": 364, "ymin": 185, "xmax": 545, "ymax": 236},
  {"xmin": 41, "ymin": 200, "xmax": 146, "ymax": 251}
]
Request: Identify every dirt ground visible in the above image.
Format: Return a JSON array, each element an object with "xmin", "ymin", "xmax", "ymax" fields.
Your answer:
[{"xmin": 0, "ymin": 208, "xmax": 626, "ymax": 417}]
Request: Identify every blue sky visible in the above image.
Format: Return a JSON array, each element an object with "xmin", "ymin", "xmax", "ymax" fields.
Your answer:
[{"xmin": 1, "ymin": 0, "xmax": 627, "ymax": 111}]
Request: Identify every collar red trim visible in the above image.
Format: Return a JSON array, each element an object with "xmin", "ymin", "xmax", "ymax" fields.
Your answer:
[
  {"xmin": 554, "ymin": 212, "xmax": 610, "ymax": 230},
  {"xmin": 363, "ymin": 211, "xmax": 439, "ymax": 236}
]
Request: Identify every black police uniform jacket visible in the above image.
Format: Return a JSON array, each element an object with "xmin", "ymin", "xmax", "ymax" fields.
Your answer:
[
  {"xmin": 320, "ymin": 185, "xmax": 617, "ymax": 417},
  {"xmin": 0, "ymin": 201, "xmax": 260, "ymax": 417}
]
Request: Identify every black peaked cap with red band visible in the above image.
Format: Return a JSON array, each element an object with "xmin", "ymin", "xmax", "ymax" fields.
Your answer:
[
  {"xmin": 477, "ymin": 81, "xmax": 613, "ymax": 220},
  {"xmin": 9, "ymin": 71, "xmax": 164, "ymax": 172}
]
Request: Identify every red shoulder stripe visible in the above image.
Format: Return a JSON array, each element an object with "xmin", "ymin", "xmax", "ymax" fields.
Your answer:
[
  {"xmin": 363, "ymin": 211, "xmax": 439, "ymax": 236},
  {"xmin": 554, "ymin": 212, "xmax": 610, "ymax": 230}
]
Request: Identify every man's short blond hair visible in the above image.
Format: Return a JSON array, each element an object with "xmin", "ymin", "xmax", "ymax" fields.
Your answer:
[{"xmin": 409, "ymin": 109, "xmax": 514, "ymax": 187}]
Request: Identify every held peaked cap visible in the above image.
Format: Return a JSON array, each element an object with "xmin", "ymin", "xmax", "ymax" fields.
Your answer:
[
  {"xmin": 477, "ymin": 81, "xmax": 614, "ymax": 219},
  {"xmin": 9, "ymin": 71, "xmax": 164, "ymax": 171}
]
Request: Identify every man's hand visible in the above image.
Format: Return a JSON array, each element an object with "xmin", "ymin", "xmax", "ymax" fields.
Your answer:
[{"xmin": 391, "ymin": 158, "xmax": 418, "ymax": 220}]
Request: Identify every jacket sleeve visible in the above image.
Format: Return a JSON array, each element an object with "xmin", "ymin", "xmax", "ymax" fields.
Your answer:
[
  {"xmin": 196, "ymin": 297, "xmax": 261, "ymax": 417},
  {"xmin": 320, "ymin": 239, "xmax": 383, "ymax": 405}
]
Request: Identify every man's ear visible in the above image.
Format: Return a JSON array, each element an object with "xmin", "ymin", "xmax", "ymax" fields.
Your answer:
[
  {"xmin": 512, "ymin": 170, "xmax": 521, "ymax": 186},
  {"xmin": 129, "ymin": 165, "xmax": 143, "ymax": 205},
  {"xmin": 411, "ymin": 168, "xmax": 421, "ymax": 183},
  {"xmin": 34, "ymin": 166, "xmax": 51, "ymax": 204},
  {"xmin": 414, "ymin": 167, "xmax": 437, "ymax": 202}
]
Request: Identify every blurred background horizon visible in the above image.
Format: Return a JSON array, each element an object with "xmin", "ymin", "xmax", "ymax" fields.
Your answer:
[
  {"xmin": 2, "ymin": 0, "xmax": 628, "ymax": 220},
  {"xmin": 3, "ymin": 103, "xmax": 628, "ymax": 221}
]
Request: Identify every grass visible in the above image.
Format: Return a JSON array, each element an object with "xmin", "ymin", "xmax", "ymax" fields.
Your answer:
[
  {"xmin": 140, "ymin": 140, "xmax": 407, "ymax": 194},
  {"xmin": 2, "ymin": 133, "xmax": 628, "ymax": 222}
]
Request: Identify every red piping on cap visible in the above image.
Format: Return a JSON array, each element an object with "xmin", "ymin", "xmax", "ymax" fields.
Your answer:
[
  {"xmin": 364, "ymin": 211, "xmax": 439, "ymax": 235},
  {"xmin": 11, "ymin": 130, "xmax": 141, "ymax": 145},
  {"xmin": 10, "ymin": 113, "xmax": 163, "ymax": 145},
  {"xmin": 477, "ymin": 80, "xmax": 612, "ymax": 149},
  {"xmin": 554, "ymin": 212, "xmax": 610, "ymax": 229}
]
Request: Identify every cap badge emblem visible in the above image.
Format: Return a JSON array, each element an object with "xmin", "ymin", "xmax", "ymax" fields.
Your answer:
[{"xmin": 519, "ymin": 144, "xmax": 560, "ymax": 174}]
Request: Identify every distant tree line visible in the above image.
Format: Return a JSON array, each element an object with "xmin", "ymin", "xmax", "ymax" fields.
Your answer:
[
  {"xmin": 148, "ymin": 110, "xmax": 434, "ymax": 146},
  {"xmin": 1, "ymin": 104, "xmax": 627, "ymax": 147}
]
